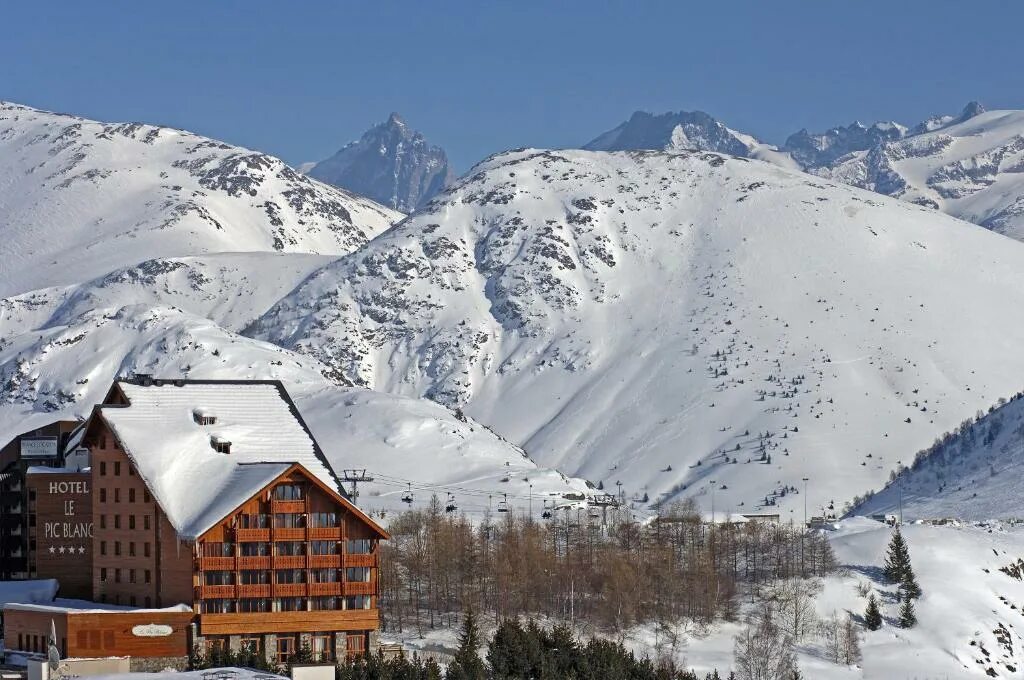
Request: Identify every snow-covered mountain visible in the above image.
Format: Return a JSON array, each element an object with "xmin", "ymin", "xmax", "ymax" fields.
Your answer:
[
  {"xmin": 784, "ymin": 119, "xmax": 908, "ymax": 168},
  {"xmin": 249, "ymin": 147, "xmax": 1024, "ymax": 519},
  {"xmin": 0, "ymin": 101, "xmax": 401, "ymax": 296},
  {"xmin": 307, "ymin": 113, "xmax": 454, "ymax": 212},
  {"xmin": 584, "ymin": 110, "xmax": 797, "ymax": 168},
  {"xmin": 814, "ymin": 105, "xmax": 1024, "ymax": 240},
  {"xmin": 850, "ymin": 391, "xmax": 1024, "ymax": 521}
]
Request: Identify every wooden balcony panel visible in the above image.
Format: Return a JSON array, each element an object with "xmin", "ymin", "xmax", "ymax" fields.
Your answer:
[
  {"xmin": 272, "ymin": 500, "xmax": 305, "ymax": 514},
  {"xmin": 273, "ymin": 583, "xmax": 308, "ymax": 597},
  {"xmin": 274, "ymin": 527, "xmax": 305, "ymax": 541},
  {"xmin": 200, "ymin": 609, "xmax": 379, "ymax": 635},
  {"xmin": 308, "ymin": 527, "xmax": 341, "ymax": 540},
  {"xmin": 236, "ymin": 528, "xmax": 271, "ymax": 542},
  {"xmin": 199, "ymin": 584, "xmax": 236, "ymax": 599},
  {"xmin": 200, "ymin": 557, "xmax": 235, "ymax": 570},
  {"xmin": 272, "ymin": 555, "xmax": 306, "ymax": 569},
  {"xmin": 237, "ymin": 556, "xmax": 271, "ymax": 570},
  {"xmin": 308, "ymin": 555, "xmax": 341, "ymax": 569},
  {"xmin": 237, "ymin": 584, "xmax": 271, "ymax": 598},
  {"xmin": 344, "ymin": 581, "xmax": 376, "ymax": 596},
  {"xmin": 308, "ymin": 582, "xmax": 342, "ymax": 596},
  {"xmin": 344, "ymin": 553, "xmax": 375, "ymax": 568}
]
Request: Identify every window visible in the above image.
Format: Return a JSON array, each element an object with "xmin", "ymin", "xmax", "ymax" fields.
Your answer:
[
  {"xmin": 238, "ymin": 599, "xmax": 270, "ymax": 613},
  {"xmin": 346, "ymin": 539, "xmax": 372, "ymax": 554},
  {"xmin": 344, "ymin": 595, "xmax": 371, "ymax": 610},
  {"xmin": 275, "ymin": 636, "xmax": 296, "ymax": 664},
  {"xmin": 114, "ymin": 568, "xmax": 122, "ymax": 583},
  {"xmin": 100, "ymin": 514, "xmax": 106, "ymax": 530},
  {"xmin": 129, "ymin": 569, "xmax": 136, "ymax": 583},
  {"xmin": 310, "ymin": 541, "xmax": 337, "ymax": 555},
  {"xmin": 309, "ymin": 596, "xmax": 339, "ymax": 611},
  {"xmin": 100, "ymin": 462, "xmax": 107, "ymax": 476},
  {"xmin": 240, "ymin": 636, "xmax": 262, "ymax": 654},
  {"xmin": 144, "ymin": 515, "xmax": 151, "ymax": 530},
  {"xmin": 275, "ymin": 541, "xmax": 304, "ymax": 556},
  {"xmin": 100, "ymin": 541, "xmax": 107, "ymax": 556},
  {"xmin": 346, "ymin": 567, "xmax": 371, "ymax": 582},
  {"xmin": 346, "ymin": 632, "xmax": 366, "ymax": 659},
  {"xmin": 144, "ymin": 490, "xmax": 151, "ymax": 504},
  {"xmin": 100, "ymin": 436, "xmax": 107, "ymax": 449},
  {"xmin": 310, "ymin": 568, "xmax": 338, "ymax": 583},
  {"xmin": 144, "ymin": 596, "xmax": 152, "ymax": 608},
  {"xmin": 202, "ymin": 599, "xmax": 237, "ymax": 614},
  {"xmin": 205, "ymin": 570, "xmax": 235, "ymax": 586},
  {"xmin": 114, "ymin": 515, "xmax": 121, "ymax": 529},
  {"xmin": 239, "ymin": 542, "xmax": 270, "ymax": 557},
  {"xmin": 203, "ymin": 542, "xmax": 235, "ymax": 557},
  {"xmin": 276, "ymin": 569, "xmax": 306, "ymax": 584},
  {"xmin": 129, "ymin": 542, "xmax": 136, "ymax": 557},
  {"xmin": 99, "ymin": 488, "xmax": 107, "ymax": 503},
  {"xmin": 114, "ymin": 488, "xmax": 121, "ymax": 503},
  {"xmin": 129, "ymin": 465, "xmax": 136, "ymax": 477},
  {"xmin": 114, "ymin": 462, "xmax": 121, "ymax": 476},
  {"xmin": 114, "ymin": 541, "xmax": 121, "ymax": 556},
  {"xmin": 311, "ymin": 632, "xmax": 333, "ymax": 662},
  {"xmin": 238, "ymin": 513, "xmax": 269, "ymax": 529},
  {"xmin": 310, "ymin": 512, "xmax": 338, "ymax": 528},
  {"xmin": 129, "ymin": 515, "xmax": 136, "ymax": 530},
  {"xmin": 274, "ymin": 513, "xmax": 305, "ymax": 529},
  {"xmin": 272, "ymin": 598, "xmax": 306, "ymax": 612},
  {"xmin": 145, "ymin": 569, "xmax": 152, "ymax": 584},
  {"xmin": 129, "ymin": 488, "xmax": 136, "ymax": 503},
  {"xmin": 239, "ymin": 570, "xmax": 271, "ymax": 585},
  {"xmin": 129, "ymin": 596, "xmax": 137, "ymax": 606},
  {"xmin": 144, "ymin": 542, "xmax": 151, "ymax": 558},
  {"xmin": 274, "ymin": 484, "xmax": 304, "ymax": 501},
  {"xmin": 100, "ymin": 567, "xmax": 107, "ymax": 582}
]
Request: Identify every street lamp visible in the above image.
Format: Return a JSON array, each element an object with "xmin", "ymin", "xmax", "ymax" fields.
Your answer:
[{"xmin": 802, "ymin": 477, "xmax": 809, "ymax": 527}]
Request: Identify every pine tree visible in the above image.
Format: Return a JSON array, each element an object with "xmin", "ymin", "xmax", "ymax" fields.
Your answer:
[
  {"xmin": 864, "ymin": 593, "xmax": 882, "ymax": 631},
  {"xmin": 883, "ymin": 527, "xmax": 910, "ymax": 583},
  {"xmin": 900, "ymin": 563, "xmax": 922, "ymax": 600},
  {"xmin": 898, "ymin": 594, "xmax": 917, "ymax": 628},
  {"xmin": 447, "ymin": 609, "xmax": 485, "ymax": 680}
]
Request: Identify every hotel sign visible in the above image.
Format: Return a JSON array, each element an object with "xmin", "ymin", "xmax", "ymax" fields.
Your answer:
[
  {"xmin": 21, "ymin": 437, "xmax": 59, "ymax": 458},
  {"xmin": 41, "ymin": 477, "xmax": 93, "ymax": 542}
]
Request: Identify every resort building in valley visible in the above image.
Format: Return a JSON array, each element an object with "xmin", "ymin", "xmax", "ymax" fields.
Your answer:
[{"xmin": 2, "ymin": 376, "xmax": 389, "ymax": 668}]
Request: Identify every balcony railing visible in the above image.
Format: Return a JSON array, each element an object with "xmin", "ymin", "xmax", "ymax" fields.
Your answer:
[
  {"xmin": 237, "ymin": 584, "xmax": 271, "ymax": 598},
  {"xmin": 344, "ymin": 553, "xmax": 376, "ymax": 568},
  {"xmin": 198, "ymin": 584, "xmax": 236, "ymax": 599},
  {"xmin": 274, "ymin": 527, "xmax": 305, "ymax": 541},
  {"xmin": 237, "ymin": 556, "xmax": 271, "ymax": 570},
  {"xmin": 235, "ymin": 528, "xmax": 271, "ymax": 542},
  {"xmin": 199, "ymin": 556, "xmax": 235, "ymax": 570},
  {"xmin": 308, "ymin": 555, "xmax": 341, "ymax": 569},
  {"xmin": 272, "ymin": 555, "xmax": 306, "ymax": 570},
  {"xmin": 274, "ymin": 582, "xmax": 307, "ymax": 597},
  {"xmin": 308, "ymin": 527, "xmax": 342, "ymax": 540},
  {"xmin": 308, "ymin": 582, "xmax": 342, "ymax": 596},
  {"xmin": 271, "ymin": 500, "xmax": 305, "ymax": 514},
  {"xmin": 345, "ymin": 581, "xmax": 376, "ymax": 596}
]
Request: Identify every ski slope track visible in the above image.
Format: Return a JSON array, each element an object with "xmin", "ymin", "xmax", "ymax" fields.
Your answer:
[
  {"xmin": 252, "ymin": 148, "xmax": 1024, "ymax": 519},
  {"xmin": 0, "ymin": 101, "xmax": 401, "ymax": 296}
]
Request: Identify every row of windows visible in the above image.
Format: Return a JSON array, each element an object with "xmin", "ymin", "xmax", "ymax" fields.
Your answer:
[
  {"xmin": 203, "ymin": 567, "xmax": 370, "ymax": 585},
  {"xmin": 99, "ymin": 566, "xmax": 152, "ymax": 584},
  {"xmin": 200, "ymin": 595, "xmax": 371, "ymax": 614},
  {"xmin": 97, "ymin": 459, "xmax": 132, "ymax": 476},
  {"xmin": 98, "ymin": 487, "xmax": 151, "ymax": 504},
  {"xmin": 203, "ymin": 539, "xmax": 373, "ymax": 557},
  {"xmin": 99, "ymin": 540, "xmax": 151, "ymax": 558},
  {"xmin": 98, "ymin": 514, "xmax": 151, "ymax": 531},
  {"xmin": 98, "ymin": 592, "xmax": 152, "ymax": 608},
  {"xmin": 237, "ymin": 512, "xmax": 341, "ymax": 529},
  {"xmin": 206, "ymin": 632, "xmax": 353, "ymax": 663}
]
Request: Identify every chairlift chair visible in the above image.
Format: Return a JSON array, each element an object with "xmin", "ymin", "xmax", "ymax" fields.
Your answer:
[
  {"xmin": 445, "ymin": 492, "xmax": 458, "ymax": 513},
  {"xmin": 541, "ymin": 499, "xmax": 553, "ymax": 519},
  {"xmin": 497, "ymin": 493, "xmax": 509, "ymax": 513},
  {"xmin": 401, "ymin": 482, "xmax": 414, "ymax": 505}
]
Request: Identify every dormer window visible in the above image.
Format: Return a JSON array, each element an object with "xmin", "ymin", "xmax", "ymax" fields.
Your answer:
[
  {"xmin": 211, "ymin": 436, "xmax": 231, "ymax": 454},
  {"xmin": 193, "ymin": 408, "xmax": 216, "ymax": 426}
]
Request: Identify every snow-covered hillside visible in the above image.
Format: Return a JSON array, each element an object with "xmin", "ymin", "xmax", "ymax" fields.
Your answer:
[
  {"xmin": 851, "ymin": 392, "xmax": 1024, "ymax": 521},
  {"xmin": 817, "ymin": 108, "xmax": 1024, "ymax": 240},
  {"xmin": 0, "ymin": 101, "xmax": 401, "ymax": 296},
  {"xmin": 251, "ymin": 147, "xmax": 1024, "ymax": 519}
]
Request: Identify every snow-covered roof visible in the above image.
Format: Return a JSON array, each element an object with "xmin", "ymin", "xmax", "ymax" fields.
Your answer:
[
  {"xmin": 97, "ymin": 380, "xmax": 343, "ymax": 540},
  {"xmin": 0, "ymin": 579, "xmax": 59, "ymax": 608},
  {"xmin": 3, "ymin": 598, "xmax": 191, "ymax": 614}
]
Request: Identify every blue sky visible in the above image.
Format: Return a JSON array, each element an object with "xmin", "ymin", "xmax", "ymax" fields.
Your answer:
[{"xmin": 3, "ymin": 2, "xmax": 1023, "ymax": 171}]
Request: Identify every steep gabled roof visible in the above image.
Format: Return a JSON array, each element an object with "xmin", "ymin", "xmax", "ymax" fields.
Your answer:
[{"xmin": 90, "ymin": 378, "xmax": 351, "ymax": 540}]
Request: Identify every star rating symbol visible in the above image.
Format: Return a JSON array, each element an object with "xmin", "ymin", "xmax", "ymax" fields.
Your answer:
[
  {"xmin": 78, "ymin": 546, "xmax": 85, "ymax": 554},
  {"xmin": 58, "ymin": 546, "xmax": 65, "ymax": 554},
  {"xmin": 48, "ymin": 546, "xmax": 55, "ymax": 554}
]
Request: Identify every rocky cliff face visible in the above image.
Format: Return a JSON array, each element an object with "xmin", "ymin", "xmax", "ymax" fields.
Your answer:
[{"xmin": 307, "ymin": 113, "xmax": 454, "ymax": 212}]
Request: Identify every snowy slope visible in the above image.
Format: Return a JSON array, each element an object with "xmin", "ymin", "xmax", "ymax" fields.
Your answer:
[
  {"xmin": 815, "ymin": 108, "xmax": 1024, "ymax": 240},
  {"xmin": 850, "ymin": 392, "xmax": 1024, "ymax": 521},
  {"xmin": 0, "ymin": 101, "xmax": 401, "ymax": 296},
  {"xmin": 251, "ymin": 147, "xmax": 1024, "ymax": 520}
]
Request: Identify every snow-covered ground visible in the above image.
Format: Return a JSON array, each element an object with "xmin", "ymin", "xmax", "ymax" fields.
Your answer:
[{"xmin": 252, "ymin": 147, "xmax": 1024, "ymax": 520}]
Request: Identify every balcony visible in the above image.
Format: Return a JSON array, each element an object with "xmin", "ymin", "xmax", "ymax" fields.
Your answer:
[
  {"xmin": 272, "ymin": 500, "xmax": 305, "ymax": 514},
  {"xmin": 235, "ymin": 528, "xmax": 271, "ymax": 542},
  {"xmin": 198, "ymin": 584, "xmax": 236, "ymax": 599},
  {"xmin": 308, "ymin": 527, "xmax": 341, "ymax": 540},
  {"xmin": 308, "ymin": 555, "xmax": 341, "ymax": 569},
  {"xmin": 308, "ymin": 582, "xmax": 342, "ymax": 596},
  {"xmin": 237, "ymin": 556, "xmax": 271, "ymax": 570},
  {"xmin": 274, "ymin": 583, "xmax": 307, "ymax": 597},
  {"xmin": 344, "ymin": 553, "xmax": 376, "ymax": 568},
  {"xmin": 345, "ymin": 581, "xmax": 375, "ymax": 596},
  {"xmin": 274, "ymin": 527, "xmax": 305, "ymax": 541},
  {"xmin": 237, "ymin": 584, "xmax": 271, "ymax": 598},
  {"xmin": 200, "ymin": 556, "xmax": 235, "ymax": 570},
  {"xmin": 272, "ymin": 555, "xmax": 306, "ymax": 569}
]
